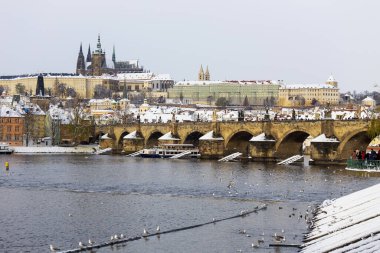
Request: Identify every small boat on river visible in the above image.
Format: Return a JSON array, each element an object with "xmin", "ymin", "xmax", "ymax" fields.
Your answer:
[
  {"xmin": 0, "ymin": 143, "xmax": 14, "ymax": 154},
  {"xmin": 346, "ymin": 159, "xmax": 380, "ymax": 172},
  {"xmin": 140, "ymin": 144, "xmax": 200, "ymax": 158}
]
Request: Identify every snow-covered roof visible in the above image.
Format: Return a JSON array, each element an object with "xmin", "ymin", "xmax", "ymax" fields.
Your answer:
[
  {"xmin": 249, "ymin": 133, "xmax": 275, "ymax": 142},
  {"xmin": 326, "ymin": 74, "xmax": 336, "ymax": 82},
  {"xmin": 117, "ymin": 72, "xmax": 154, "ymax": 80},
  {"xmin": 199, "ymin": 131, "xmax": 224, "ymax": 141},
  {"xmin": 100, "ymin": 133, "xmax": 112, "ymax": 140},
  {"xmin": 310, "ymin": 134, "xmax": 339, "ymax": 143},
  {"xmin": 0, "ymin": 106, "xmax": 23, "ymax": 117},
  {"xmin": 151, "ymin": 74, "xmax": 172, "ymax": 81},
  {"xmin": 175, "ymin": 80, "xmax": 226, "ymax": 86},
  {"xmin": 301, "ymin": 183, "xmax": 380, "ymax": 253},
  {"xmin": 280, "ymin": 84, "xmax": 337, "ymax": 89},
  {"xmin": 158, "ymin": 132, "xmax": 180, "ymax": 141},
  {"xmin": 362, "ymin": 96, "xmax": 375, "ymax": 102},
  {"xmin": 123, "ymin": 131, "xmax": 143, "ymax": 139}
]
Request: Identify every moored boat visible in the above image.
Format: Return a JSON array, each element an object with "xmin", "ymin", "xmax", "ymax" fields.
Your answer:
[
  {"xmin": 0, "ymin": 143, "xmax": 14, "ymax": 154},
  {"xmin": 140, "ymin": 144, "xmax": 200, "ymax": 158}
]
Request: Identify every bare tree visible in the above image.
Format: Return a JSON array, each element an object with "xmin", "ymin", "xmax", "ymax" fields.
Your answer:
[
  {"xmin": 15, "ymin": 83, "xmax": 26, "ymax": 95},
  {"xmin": 94, "ymin": 84, "xmax": 111, "ymax": 99},
  {"xmin": 66, "ymin": 101, "xmax": 94, "ymax": 145},
  {"xmin": 23, "ymin": 109, "xmax": 36, "ymax": 146}
]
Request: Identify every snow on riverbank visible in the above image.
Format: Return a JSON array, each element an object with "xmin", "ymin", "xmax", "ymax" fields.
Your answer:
[
  {"xmin": 13, "ymin": 145, "xmax": 99, "ymax": 154},
  {"xmin": 301, "ymin": 183, "xmax": 380, "ymax": 252}
]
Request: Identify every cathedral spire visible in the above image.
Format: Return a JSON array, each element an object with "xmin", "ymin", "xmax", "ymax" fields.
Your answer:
[
  {"xmin": 76, "ymin": 43, "xmax": 85, "ymax": 75},
  {"xmin": 86, "ymin": 44, "xmax": 92, "ymax": 62},
  {"xmin": 198, "ymin": 65, "xmax": 204, "ymax": 81},
  {"xmin": 205, "ymin": 66, "xmax": 210, "ymax": 81},
  {"xmin": 95, "ymin": 34, "xmax": 102, "ymax": 53},
  {"xmin": 112, "ymin": 45, "xmax": 116, "ymax": 62}
]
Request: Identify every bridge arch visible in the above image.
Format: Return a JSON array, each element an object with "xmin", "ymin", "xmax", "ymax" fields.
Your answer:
[
  {"xmin": 225, "ymin": 131, "xmax": 254, "ymax": 155},
  {"xmin": 183, "ymin": 131, "xmax": 204, "ymax": 147},
  {"xmin": 117, "ymin": 131, "xmax": 130, "ymax": 150},
  {"xmin": 94, "ymin": 131, "xmax": 106, "ymax": 143},
  {"xmin": 275, "ymin": 129, "xmax": 312, "ymax": 159},
  {"xmin": 338, "ymin": 129, "xmax": 372, "ymax": 160},
  {"xmin": 145, "ymin": 131, "xmax": 164, "ymax": 147}
]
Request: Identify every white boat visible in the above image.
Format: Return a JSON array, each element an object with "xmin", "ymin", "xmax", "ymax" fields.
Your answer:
[
  {"xmin": 0, "ymin": 143, "xmax": 14, "ymax": 154},
  {"xmin": 140, "ymin": 144, "xmax": 200, "ymax": 158}
]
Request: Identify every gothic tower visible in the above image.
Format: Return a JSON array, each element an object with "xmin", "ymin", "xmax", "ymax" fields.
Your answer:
[
  {"xmin": 112, "ymin": 45, "xmax": 116, "ymax": 63},
  {"xmin": 76, "ymin": 43, "xmax": 85, "ymax": 75},
  {"xmin": 91, "ymin": 34, "xmax": 106, "ymax": 76},
  {"xmin": 36, "ymin": 74, "xmax": 45, "ymax": 96},
  {"xmin": 198, "ymin": 65, "xmax": 204, "ymax": 81},
  {"xmin": 205, "ymin": 66, "xmax": 210, "ymax": 81},
  {"xmin": 86, "ymin": 45, "xmax": 92, "ymax": 63}
]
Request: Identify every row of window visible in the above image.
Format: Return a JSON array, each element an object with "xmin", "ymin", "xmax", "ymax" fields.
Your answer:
[
  {"xmin": 1, "ymin": 134, "xmax": 22, "ymax": 141},
  {"xmin": 0, "ymin": 118, "xmax": 22, "ymax": 123},
  {"xmin": 0, "ymin": 126, "xmax": 21, "ymax": 132}
]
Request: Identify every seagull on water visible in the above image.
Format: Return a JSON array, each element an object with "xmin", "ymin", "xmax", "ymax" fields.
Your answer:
[
  {"xmin": 114, "ymin": 234, "xmax": 119, "ymax": 240},
  {"xmin": 156, "ymin": 226, "xmax": 160, "ymax": 233},
  {"xmin": 110, "ymin": 235, "xmax": 114, "ymax": 241},
  {"xmin": 50, "ymin": 244, "xmax": 60, "ymax": 252},
  {"xmin": 120, "ymin": 234, "xmax": 125, "ymax": 239},
  {"xmin": 88, "ymin": 239, "xmax": 95, "ymax": 245},
  {"xmin": 79, "ymin": 241, "xmax": 86, "ymax": 248},
  {"xmin": 143, "ymin": 228, "xmax": 149, "ymax": 237}
]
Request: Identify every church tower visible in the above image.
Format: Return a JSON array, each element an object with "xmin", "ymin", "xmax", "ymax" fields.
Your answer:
[
  {"xmin": 86, "ymin": 45, "xmax": 92, "ymax": 63},
  {"xmin": 36, "ymin": 74, "xmax": 45, "ymax": 96},
  {"xmin": 198, "ymin": 65, "xmax": 205, "ymax": 81},
  {"xmin": 112, "ymin": 45, "xmax": 116, "ymax": 63},
  {"xmin": 205, "ymin": 66, "xmax": 210, "ymax": 81},
  {"xmin": 91, "ymin": 34, "xmax": 106, "ymax": 76},
  {"xmin": 326, "ymin": 74, "xmax": 338, "ymax": 87},
  {"xmin": 76, "ymin": 43, "xmax": 86, "ymax": 75}
]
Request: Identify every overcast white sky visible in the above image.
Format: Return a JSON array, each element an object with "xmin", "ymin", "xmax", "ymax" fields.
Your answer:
[{"xmin": 1, "ymin": 0, "xmax": 379, "ymax": 92}]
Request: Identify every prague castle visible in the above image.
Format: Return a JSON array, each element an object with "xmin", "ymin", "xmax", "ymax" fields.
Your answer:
[{"xmin": 76, "ymin": 35, "xmax": 144, "ymax": 76}]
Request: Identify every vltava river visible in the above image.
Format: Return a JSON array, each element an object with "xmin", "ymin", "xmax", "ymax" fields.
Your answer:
[{"xmin": 0, "ymin": 155, "xmax": 378, "ymax": 252}]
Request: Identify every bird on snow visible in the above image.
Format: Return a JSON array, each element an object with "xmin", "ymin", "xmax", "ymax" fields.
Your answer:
[{"xmin": 143, "ymin": 228, "xmax": 149, "ymax": 237}]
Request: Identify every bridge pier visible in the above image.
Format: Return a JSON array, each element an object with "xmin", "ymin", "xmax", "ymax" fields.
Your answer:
[
  {"xmin": 199, "ymin": 131, "xmax": 225, "ymax": 159},
  {"xmin": 249, "ymin": 133, "xmax": 277, "ymax": 162},
  {"xmin": 309, "ymin": 134, "xmax": 340, "ymax": 163},
  {"xmin": 123, "ymin": 131, "xmax": 144, "ymax": 154}
]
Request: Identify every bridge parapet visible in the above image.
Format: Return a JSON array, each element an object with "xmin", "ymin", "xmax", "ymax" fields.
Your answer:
[{"xmin": 96, "ymin": 120, "xmax": 371, "ymax": 162}]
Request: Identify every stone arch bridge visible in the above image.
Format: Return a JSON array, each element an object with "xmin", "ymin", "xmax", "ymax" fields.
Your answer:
[{"xmin": 96, "ymin": 120, "xmax": 371, "ymax": 163}]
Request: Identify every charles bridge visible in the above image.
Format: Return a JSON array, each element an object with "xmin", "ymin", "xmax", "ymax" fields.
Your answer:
[{"xmin": 96, "ymin": 119, "xmax": 371, "ymax": 163}]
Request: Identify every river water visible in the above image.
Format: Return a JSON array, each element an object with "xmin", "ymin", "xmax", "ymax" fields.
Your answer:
[{"xmin": 0, "ymin": 155, "xmax": 378, "ymax": 253}]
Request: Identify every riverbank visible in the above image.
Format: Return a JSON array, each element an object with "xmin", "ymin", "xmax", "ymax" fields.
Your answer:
[{"xmin": 13, "ymin": 145, "xmax": 99, "ymax": 154}]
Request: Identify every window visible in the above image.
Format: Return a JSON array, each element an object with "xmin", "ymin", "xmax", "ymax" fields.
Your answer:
[{"xmin": 15, "ymin": 126, "xmax": 19, "ymax": 132}]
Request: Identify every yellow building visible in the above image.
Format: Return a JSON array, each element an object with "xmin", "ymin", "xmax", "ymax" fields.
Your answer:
[
  {"xmin": 0, "ymin": 75, "xmax": 119, "ymax": 99},
  {"xmin": 278, "ymin": 75, "xmax": 340, "ymax": 107}
]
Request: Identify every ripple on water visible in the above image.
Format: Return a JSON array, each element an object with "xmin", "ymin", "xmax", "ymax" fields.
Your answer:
[{"xmin": 0, "ymin": 155, "xmax": 378, "ymax": 252}]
